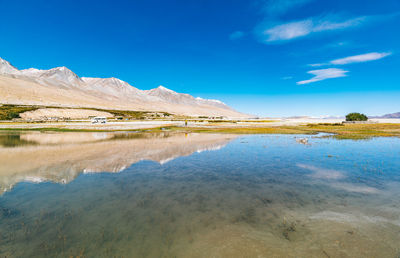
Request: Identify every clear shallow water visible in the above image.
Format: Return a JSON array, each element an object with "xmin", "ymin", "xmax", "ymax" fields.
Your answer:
[{"xmin": 0, "ymin": 132, "xmax": 400, "ymax": 257}]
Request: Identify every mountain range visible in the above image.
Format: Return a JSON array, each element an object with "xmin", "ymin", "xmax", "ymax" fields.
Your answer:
[
  {"xmin": 0, "ymin": 58, "xmax": 248, "ymax": 118},
  {"xmin": 371, "ymin": 112, "xmax": 400, "ymax": 119}
]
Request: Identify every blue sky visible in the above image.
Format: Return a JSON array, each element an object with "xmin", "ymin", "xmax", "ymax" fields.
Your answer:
[{"xmin": 1, "ymin": 0, "xmax": 399, "ymax": 117}]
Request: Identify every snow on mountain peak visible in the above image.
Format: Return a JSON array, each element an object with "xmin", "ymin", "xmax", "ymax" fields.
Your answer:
[
  {"xmin": 156, "ymin": 85, "xmax": 177, "ymax": 94},
  {"xmin": 0, "ymin": 57, "xmax": 19, "ymax": 74},
  {"xmin": 20, "ymin": 68, "xmax": 46, "ymax": 76},
  {"xmin": 106, "ymin": 77, "xmax": 130, "ymax": 86},
  {"xmin": 196, "ymin": 97, "xmax": 225, "ymax": 105},
  {"xmin": 80, "ymin": 76, "xmax": 146, "ymax": 100},
  {"xmin": 49, "ymin": 66, "xmax": 76, "ymax": 74},
  {"xmin": 40, "ymin": 66, "xmax": 82, "ymax": 84},
  {"xmin": 82, "ymin": 77, "xmax": 138, "ymax": 90},
  {"xmin": 0, "ymin": 57, "xmax": 11, "ymax": 64}
]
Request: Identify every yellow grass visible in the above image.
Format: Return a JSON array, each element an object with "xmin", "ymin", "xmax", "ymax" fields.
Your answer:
[
  {"xmin": 160, "ymin": 123, "xmax": 400, "ymax": 139},
  {"xmin": 1, "ymin": 123, "xmax": 400, "ymax": 139}
]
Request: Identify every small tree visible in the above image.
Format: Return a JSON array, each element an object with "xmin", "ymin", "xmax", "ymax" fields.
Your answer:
[{"xmin": 346, "ymin": 112, "xmax": 368, "ymax": 121}]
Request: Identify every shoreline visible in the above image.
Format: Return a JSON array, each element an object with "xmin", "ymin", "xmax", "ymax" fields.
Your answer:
[{"xmin": 1, "ymin": 119, "xmax": 400, "ymax": 139}]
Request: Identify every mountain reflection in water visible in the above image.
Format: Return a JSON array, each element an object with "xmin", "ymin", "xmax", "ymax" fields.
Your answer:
[{"xmin": 0, "ymin": 131, "xmax": 237, "ymax": 193}]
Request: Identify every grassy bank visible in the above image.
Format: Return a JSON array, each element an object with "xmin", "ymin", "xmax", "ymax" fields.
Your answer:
[
  {"xmin": 91, "ymin": 108, "xmax": 174, "ymax": 120},
  {"xmin": 1, "ymin": 121, "xmax": 400, "ymax": 139},
  {"xmin": 0, "ymin": 104, "xmax": 177, "ymax": 120},
  {"xmin": 301, "ymin": 123, "xmax": 400, "ymax": 139},
  {"xmin": 0, "ymin": 105, "xmax": 39, "ymax": 120},
  {"xmin": 154, "ymin": 123, "xmax": 400, "ymax": 139}
]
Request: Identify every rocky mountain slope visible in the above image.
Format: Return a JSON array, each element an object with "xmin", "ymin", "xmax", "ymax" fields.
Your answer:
[{"xmin": 0, "ymin": 58, "xmax": 248, "ymax": 118}]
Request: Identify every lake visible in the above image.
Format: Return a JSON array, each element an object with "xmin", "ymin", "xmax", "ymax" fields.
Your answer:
[{"xmin": 0, "ymin": 131, "xmax": 399, "ymax": 257}]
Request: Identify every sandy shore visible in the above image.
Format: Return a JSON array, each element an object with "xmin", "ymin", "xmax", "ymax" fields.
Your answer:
[{"xmin": 0, "ymin": 120, "xmax": 185, "ymax": 130}]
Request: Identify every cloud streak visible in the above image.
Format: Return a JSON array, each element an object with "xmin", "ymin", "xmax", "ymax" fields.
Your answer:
[
  {"xmin": 330, "ymin": 52, "xmax": 392, "ymax": 65},
  {"xmin": 309, "ymin": 52, "xmax": 392, "ymax": 67},
  {"xmin": 260, "ymin": 15, "xmax": 366, "ymax": 42},
  {"xmin": 297, "ymin": 68, "xmax": 348, "ymax": 85}
]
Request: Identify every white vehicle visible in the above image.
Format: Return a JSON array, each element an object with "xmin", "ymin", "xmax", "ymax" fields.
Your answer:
[{"xmin": 91, "ymin": 117, "xmax": 107, "ymax": 124}]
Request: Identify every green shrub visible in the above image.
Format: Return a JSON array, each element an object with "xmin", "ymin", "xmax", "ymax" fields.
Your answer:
[
  {"xmin": 7, "ymin": 112, "xmax": 21, "ymax": 120},
  {"xmin": 346, "ymin": 112, "xmax": 368, "ymax": 121},
  {"xmin": 0, "ymin": 105, "xmax": 39, "ymax": 120}
]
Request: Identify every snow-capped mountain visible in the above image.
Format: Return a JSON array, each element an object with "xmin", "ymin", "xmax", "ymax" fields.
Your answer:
[
  {"xmin": 19, "ymin": 68, "xmax": 46, "ymax": 77},
  {"xmin": 81, "ymin": 77, "xmax": 148, "ymax": 100},
  {"xmin": 0, "ymin": 57, "xmax": 247, "ymax": 117},
  {"xmin": 0, "ymin": 58, "xmax": 19, "ymax": 74},
  {"xmin": 0, "ymin": 58, "xmax": 82, "ymax": 86},
  {"xmin": 145, "ymin": 86, "xmax": 230, "ymax": 109},
  {"xmin": 39, "ymin": 66, "xmax": 83, "ymax": 86}
]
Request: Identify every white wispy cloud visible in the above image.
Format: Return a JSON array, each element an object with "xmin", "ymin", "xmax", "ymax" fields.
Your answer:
[
  {"xmin": 312, "ymin": 16, "xmax": 365, "ymax": 31},
  {"xmin": 229, "ymin": 31, "xmax": 245, "ymax": 40},
  {"xmin": 297, "ymin": 68, "xmax": 348, "ymax": 85},
  {"xmin": 260, "ymin": 15, "xmax": 366, "ymax": 42},
  {"xmin": 309, "ymin": 52, "xmax": 392, "ymax": 67},
  {"xmin": 308, "ymin": 63, "xmax": 327, "ymax": 67},
  {"xmin": 323, "ymin": 41, "xmax": 351, "ymax": 49},
  {"xmin": 264, "ymin": 20, "xmax": 312, "ymax": 41},
  {"xmin": 330, "ymin": 52, "xmax": 392, "ymax": 65}
]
